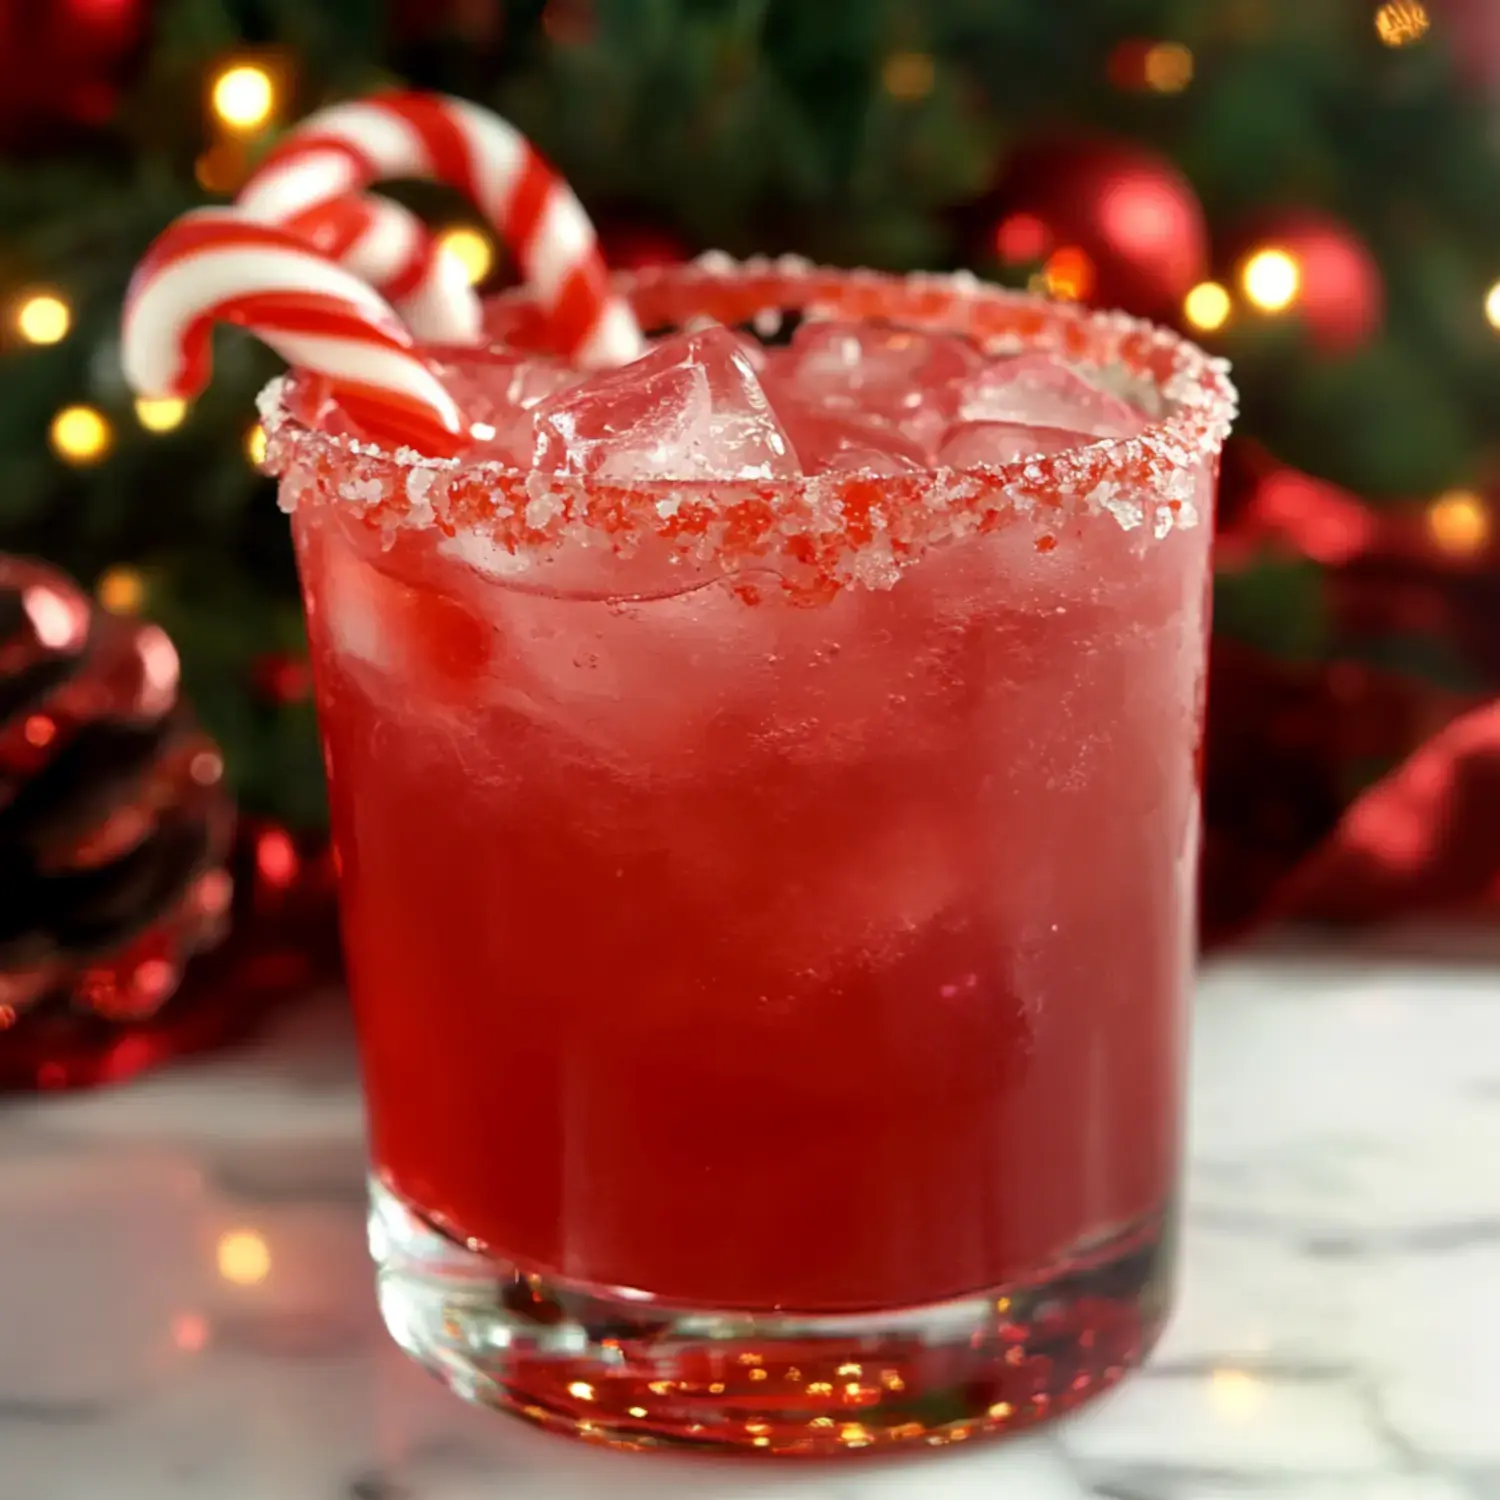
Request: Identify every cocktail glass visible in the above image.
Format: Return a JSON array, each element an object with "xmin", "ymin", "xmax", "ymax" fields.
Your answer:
[{"xmin": 260, "ymin": 260, "xmax": 1234, "ymax": 1453}]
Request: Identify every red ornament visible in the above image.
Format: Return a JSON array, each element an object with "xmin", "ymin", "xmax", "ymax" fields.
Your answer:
[
  {"xmin": 0, "ymin": 0, "xmax": 149, "ymax": 146},
  {"xmin": 600, "ymin": 223, "xmax": 688, "ymax": 273},
  {"xmin": 1232, "ymin": 210, "xmax": 1383, "ymax": 353},
  {"xmin": 1432, "ymin": 0, "xmax": 1500, "ymax": 91},
  {"xmin": 989, "ymin": 138, "xmax": 1209, "ymax": 319}
]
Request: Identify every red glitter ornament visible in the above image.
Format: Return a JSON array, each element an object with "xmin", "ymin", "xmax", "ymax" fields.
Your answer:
[{"xmin": 987, "ymin": 139, "xmax": 1209, "ymax": 320}]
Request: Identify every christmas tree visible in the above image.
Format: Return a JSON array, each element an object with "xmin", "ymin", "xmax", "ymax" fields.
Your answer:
[{"xmin": 2, "ymin": 0, "xmax": 1498, "ymax": 854}]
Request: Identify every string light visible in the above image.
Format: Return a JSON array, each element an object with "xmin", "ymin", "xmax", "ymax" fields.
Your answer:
[
  {"xmin": 135, "ymin": 396, "xmax": 187, "ymax": 432},
  {"xmin": 1042, "ymin": 246, "xmax": 1095, "ymax": 302},
  {"xmin": 1375, "ymin": 1, "xmax": 1430, "ymax": 47},
  {"xmin": 994, "ymin": 213, "xmax": 1051, "ymax": 265},
  {"xmin": 1144, "ymin": 42, "xmax": 1195, "ymax": 93},
  {"xmin": 211, "ymin": 63, "xmax": 276, "ymax": 133},
  {"xmin": 1184, "ymin": 280, "xmax": 1233, "ymax": 332},
  {"xmin": 50, "ymin": 405, "xmax": 112, "ymax": 464},
  {"xmin": 882, "ymin": 51, "xmax": 936, "ymax": 101},
  {"xmin": 1485, "ymin": 280, "xmax": 1500, "ymax": 331},
  {"xmin": 437, "ymin": 226, "xmax": 495, "ymax": 286},
  {"xmin": 97, "ymin": 566, "xmax": 145, "ymax": 615},
  {"xmin": 216, "ymin": 1228, "xmax": 272, "ymax": 1285},
  {"xmin": 15, "ymin": 292, "xmax": 71, "ymax": 345},
  {"xmin": 1242, "ymin": 248, "xmax": 1301, "ymax": 312},
  {"xmin": 1427, "ymin": 489, "xmax": 1490, "ymax": 555},
  {"xmin": 245, "ymin": 422, "xmax": 268, "ymax": 465}
]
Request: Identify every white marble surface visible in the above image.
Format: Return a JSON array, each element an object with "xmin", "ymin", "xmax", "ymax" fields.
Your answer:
[{"xmin": 2, "ymin": 947, "xmax": 1499, "ymax": 1500}]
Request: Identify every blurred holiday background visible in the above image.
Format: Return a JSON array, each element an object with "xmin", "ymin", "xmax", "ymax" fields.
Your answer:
[{"xmin": 3, "ymin": 0, "xmax": 1499, "ymax": 1082}]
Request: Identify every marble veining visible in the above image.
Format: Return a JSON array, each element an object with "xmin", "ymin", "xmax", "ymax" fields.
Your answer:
[{"xmin": 1, "ymin": 945, "xmax": 1498, "ymax": 1499}]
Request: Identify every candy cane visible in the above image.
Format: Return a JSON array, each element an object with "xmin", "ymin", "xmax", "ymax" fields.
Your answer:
[
  {"xmin": 122, "ymin": 209, "xmax": 465, "ymax": 456},
  {"xmin": 240, "ymin": 91, "xmax": 644, "ymax": 368},
  {"xmin": 275, "ymin": 192, "xmax": 483, "ymax": 346}
]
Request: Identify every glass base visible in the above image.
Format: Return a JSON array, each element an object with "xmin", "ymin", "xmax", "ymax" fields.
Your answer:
[{"xmin": 370, "ymin": 1179, "xmax": 1173, "ymax": 1454}]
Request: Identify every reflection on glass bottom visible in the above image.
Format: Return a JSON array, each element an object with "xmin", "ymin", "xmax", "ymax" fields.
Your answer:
[{"xmin": 370, "ymin": 1178, "xmax": 1174, "ymax": 1455}]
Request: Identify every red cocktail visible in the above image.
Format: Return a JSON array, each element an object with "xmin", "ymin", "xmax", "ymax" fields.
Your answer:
[{"xmin": 265, "ymin": 262, "xmax": 1232, "ymax": 1451}]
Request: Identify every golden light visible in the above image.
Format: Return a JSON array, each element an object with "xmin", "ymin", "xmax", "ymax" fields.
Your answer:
[
  {"xmin": 1184, "ymin": 280, "xmax": 1233, "ymax": 332},
  {"xmin": 216, "ymin": 1228, "xmax": 271, "ymax": 1285},
  {"xmin": 1242, "ymin": 248, "xmax": 1301, "ymax": 313},
  {"xmin": 1209, "ymin": 1367, "xmax": 1264, "ymax": 1418},
  {"xmin": 50, "ymin": 405, "xmax": 112, "ymax": 465},
  {"xmin": 437, "ymin": 226, "xmax": 494, "ymax": 287},
  {"xmin": 1375, "ymin": 0, "xmax": 1431, "ymax": 47},
  {"xmin": 135, "ymin": 396, "xmax": 187, "ymax": 432},
  {"xmin": 97, "ymin": 566, "xmax": 145, "ymax": 616},
  {"xmin": 1144, "ymin": 42, "xmax": 1195, "ymax": 93},
  {"xmin": 567, "ymin": 1380, "xmax": 596, "ymax": 1401},
  {"xmin": 1427, "ymin": 489, "xmax": 1490, "ymax": 555},
  {"xmin": 1042, "ymin": 245, "xmax": 1096, "ymax": 303},
  {"xmin": 16, "ymin": 292, "xmax": 71, "ymax": 345},
  {"xmin": 1485, "ymin": 280, "xmax": 1500, "ymax": 331},
  {"xmin": 245, "ymin": 422, "xmax": 268, "ymax": 465},
  {"xmin": 882, "ymin": 51, "xmax": 937, "ymax": 101},
  {"xmin": 211, "ymin": 63, "xmax": 276, "ymax": 132}
]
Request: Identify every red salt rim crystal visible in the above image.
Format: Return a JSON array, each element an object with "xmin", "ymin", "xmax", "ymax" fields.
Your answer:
[{"xmin": 256, "ymin": 256, "xmax": 1238, "ymax": 601}]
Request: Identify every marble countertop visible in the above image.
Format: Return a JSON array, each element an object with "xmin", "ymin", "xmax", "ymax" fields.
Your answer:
[{"xmin": 3, "ymin": 945, "xmax": 1498, "ymax": 1500}]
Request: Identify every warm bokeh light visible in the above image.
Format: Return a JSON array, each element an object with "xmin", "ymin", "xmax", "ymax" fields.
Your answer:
[
  {"xmin": 1427, "ymin": 489, "xmax": 1490, "ymax": 556},
  {"xmin": 97, "ymin": 565, "xmax": 145, "ymax": 615},
  {"xmin": 255, "ymin": 827, "xmax": 299, "ymax": 889},
  {"xmin": 882, "ymin": 50, "xmax": 936, "ymax": 101},
  {"xmin": 195, "ymin": 140, "xmax": 247, "ymax": 194},
  {"xmin": 1042, "ymin": 245, "xmax": 1095, "ymax": 302},
  {"xmin": 50, "ymin": 405, "xmax": 112, "ymax": 464},
  {"xmin": 211, "ymin": 63, "xmax": 275, "ymax": 132},
  {"xmin": 245, "ymin": 422, "xmax": 268, "ymax": 465},
  {"xmin": 171, "ymin": 1312, "xmax": 211, "ymax": 1353},
  {"xmin": 1210, "ymin": 1367, "xmax": 1264, "ymax": 1418},
  {"xmin": 16, "ymin": 292, "xmax": 71, "ymax": 345},
  {"xmin": 216, "ymin": 1229, "xmax": 271, "ymax": 1285},
  {"xmin": 135, "ymin": 396, "xmax": 187, "ymax": 432},
  {"xmin": 1242, "ymin": 248, "xmax": 1301, "ymax": 312},
  {"xmin": 1485, "ymin": 280, "xmax": 1500, "ymax": 331},
  {"xmin": 1144, "ymin": 42, "xmax": 1194, "ymax": 93},
  {"xmin": 1184, "ymin": 280, "xmax": 1233, "ymax": 332},
  {"xmin": 1375, "ymin": 0, "xmax": 1431, "ymax": 47},
  {"xmin": 437, "ymin": 226, "xmax": 495, "ymax": 286}
]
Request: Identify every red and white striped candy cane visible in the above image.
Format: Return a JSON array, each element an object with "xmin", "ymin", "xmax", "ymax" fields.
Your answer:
[
  {"xmin": 275, "ymin": 192, "xmax": 483, "ymax": 346},
  {"xmin": 122, "ymin": 209, "xmax": 465, "ymax": 456},
  {"xmin": 239, "ymin": 91, "xmax": 644, "ymax": 368}
]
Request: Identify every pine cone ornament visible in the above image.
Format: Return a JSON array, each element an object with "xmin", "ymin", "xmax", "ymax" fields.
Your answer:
[{"xmin": 0, "ymin": 555, "xmax": 236, "ymax": 1088}]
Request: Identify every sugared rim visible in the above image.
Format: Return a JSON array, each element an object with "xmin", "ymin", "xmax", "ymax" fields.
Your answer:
[{"xmin": 260, "ymin": 255, "xmax": 1237, "ymax": 598}]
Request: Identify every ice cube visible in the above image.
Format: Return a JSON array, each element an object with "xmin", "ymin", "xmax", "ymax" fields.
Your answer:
[
  {"xmin": 778, "ymin": 405, "xmax": 927, "ymax": 475},
  {"xmin": 319, "ymin": 534, "xmax": 492, "ymax": 694},
  {"xmin": 956, "ymin": 353, "xmax": 1145, "ymax": 439},
  {"xmin": 766, "ymin": 321, "xmax": 983, "ymax": 453},
  {"xmin": 937, "ymin": 420, "xmax": 1089, "ymax": 468},
  {"xmin": 528, "ymin": 326, "xmax": 800, "ymax": 482},
  {"xmin": 429, "ymin": 350, "xmax": 582, "ymax": 466},
  {"xmin": 488, "ymin": 577, "xmax": 781, "ymax": 766}
]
